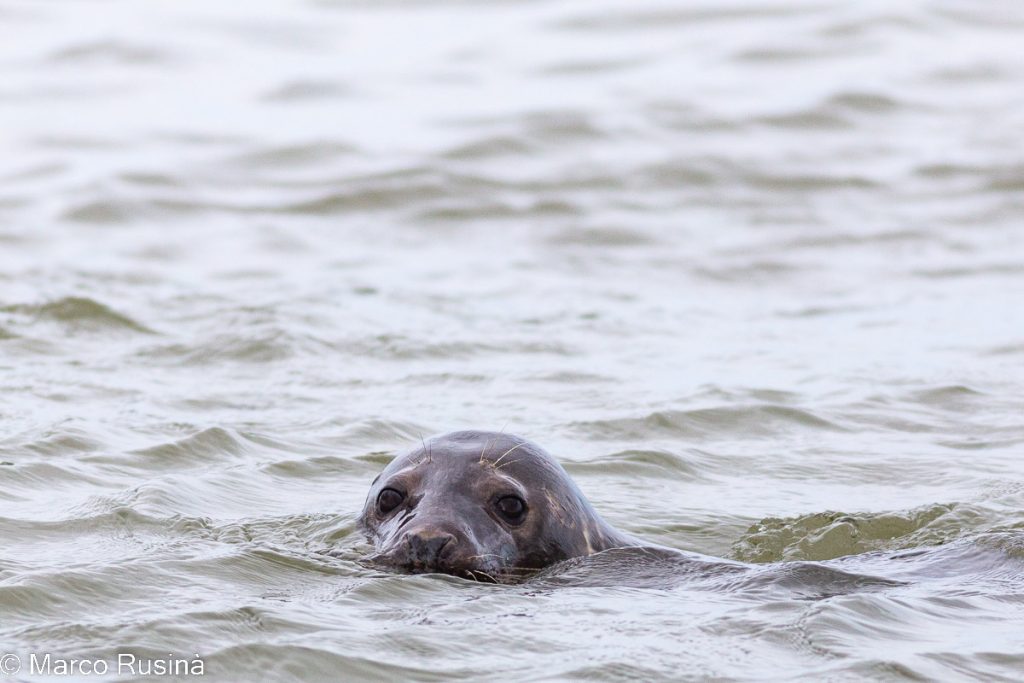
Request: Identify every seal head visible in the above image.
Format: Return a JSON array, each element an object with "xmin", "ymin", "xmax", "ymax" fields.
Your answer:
[{"xmin": 358, "ymin": 430, "xmax": 636, "ymax": 582}]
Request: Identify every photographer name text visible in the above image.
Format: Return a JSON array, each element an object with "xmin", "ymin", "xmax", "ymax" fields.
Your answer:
[{"xmin": 0, "ymin": 652, "xmax": 204, "ymax": 677}]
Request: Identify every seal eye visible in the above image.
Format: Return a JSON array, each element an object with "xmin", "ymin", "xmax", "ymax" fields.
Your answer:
[
  {"xmin": 495, "ymin": 495, "xmax": 527, "ymax": 523},
  {"xmin": 377, "ymin": 488, "xmax": 404, "ymax": 515}
]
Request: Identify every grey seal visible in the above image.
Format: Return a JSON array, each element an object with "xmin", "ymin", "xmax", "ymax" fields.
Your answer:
[{"xmin": 358, "ymin": 430, "xmax": 639, "ymax": 582}]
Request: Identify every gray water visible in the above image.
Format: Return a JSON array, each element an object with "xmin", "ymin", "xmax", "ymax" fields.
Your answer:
[{"xmin": 2, "ymin": 0, "xmax": 1024, "ymax": 680}]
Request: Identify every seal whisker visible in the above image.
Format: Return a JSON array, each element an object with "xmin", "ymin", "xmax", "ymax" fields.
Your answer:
[
  {"xmin": 473, "ymin": 570, "xmax": 498, "ymax": 583},
  {"xmin": 492, "ymin": 441, "xmax": 526, "ymax": 468},
  {"xmin": 479, "ymin": 437, "xmax": 496, "ymax": 464},
  {"xmin": 463, "ymin": 569, "xmax": 498, "ymax": 583},
  {"xmin": 494, "ymin": 458, "xmax": 522, "ymax": 470}
]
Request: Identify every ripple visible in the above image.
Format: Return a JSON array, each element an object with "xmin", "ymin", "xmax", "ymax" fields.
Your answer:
[
  {"xmin": 400, "ymin": 372, "xmax": 490, "ymax": 386},
  {"xmin": 795, "ymin": 537, "xmax": 1024, "ymax": 678},
  {"xmin": 118, "ymin": 171, "xmax": 183, "ymax": 187},
  {"xmin": 574, "ymin": 405, "xmax": 844, "ymax": 441},
  {"xmin": 0, "ymin": 507, "xmax": 171, "ymax": 544},
  {"xmin": 639, "ymin": 159, "xmax": 719, "ymax": 186},
  {"xmin": 326, "ymin": 419, "xmax": 428, "ymax": 449},
  {"xmin": 343, "ymin": 334, "xmax": 573, "ymax": 360},
  {"xmin": 61, "ymin": 199, "xmax": 143, "ymax": 223},
  {"xmin": 0, "ymin": 563, "xmax": 164, "ymax": 622},
  {"xmin": 553, "ymin": 5, "xmax": 816, "ymax": 31},
  {"xmin": 535, "ymin": 56, "xmax": 649, "ymax": 77},
  {"xmin": 441, "ymin": 135, "xmax": 534, "ymax": 160},
  {"xmin": 564, "ymin": 449, "xmax": 701, "ymax": 479},
  {"xmin": 913, "ymin": 162, "xmax": 1024, "ymax": 195},
  {"xmin": 693, "ymin": 260, "xmax": 804, "ymax": 283},
  {"xmin": 0, "ymin": 297, "xmax": 153, "ymax": 334},
  {"xmin": 777, "ymin": 228, "xmax": 929, "ymax": 250},
  {"xmin": 416, "ymin": 199, "xmax": 576, "ymax": 222},
  {"xmin": 912, "ymin": 263, "xmax": 1024, "ymax": 279},
  {"xmin": 734, "ymin": 45, "xmax": 854, "ymax": 62},
  {"xmin": 732, "ymin": 504, "xmax": 967, "ymax": 562},
  {"xmin": 202, "ymin": 643, "xmax": 436, "ymax": 681},
  {"xmin": 261, "ymin": 80, "xmax": 352, "ymax": 102},
  {"xmin": 755, "ymin": 109, "xmax": 850, "ymax": 130},
  {"xmin": 519, "ymin": 110, "xmax": 603, "ymax": 142},
  {"xmin": 0, "ymin": 462, "xmax": 111, "ymax": 491},
  {"xmin": 908, "ymin": 385, "xmax": 986, "ymax": 410},
  {"xmin": 45, "ymin": 40, "xmax": 170, "ymax": 65},
  {"xmin": 0, "ymin": 426, "xmax": 105, "ymax": 458},
  {"xmin": 524, "ymin": 370, "xmax": 612, "ymax": 384},
  {"xmin": 121, "ymin": 428, "xmax": 250, "ymax": 470},
  {"xmin": 274, "ymin": 183, "xmax": 447, "ymax": 214},
  {"xmin": 225, "ymin": 142, "xmax": 358, "ymax": 168},
  {"xmin": 643, "ymin": 102, "xmax": 742, "ymax": 132},
  {"xmin": 262, "ymin": 455, "xmax": 375, "ymax": 480},
  {"xmin": 828, "ymin": 91, "xmax": 902, "ymax": 113},
  {"xmin": 2, "ymin": 161, "xmax": 67, "ymax": 182},
  {"xmin": 726, "ymin": 561, "xmax": 906, "ymax": 597},
  {"xmin": 546, "ymin": 226, "xmax": 656, "ymax": 247},
  {"xmin": 743, "ymin": 171, "xmax": 877, "ymax": 191},
  {"xmin": 820, "ymin": 13, "xmax": 926, "ymax": 38},
  {"xmin": 984, "ymin": 342, "xmax": 1024, "ymax": 356},
  {"xmin": 134, "ymin": 328, "xmax": 328, "ymax": 365}
]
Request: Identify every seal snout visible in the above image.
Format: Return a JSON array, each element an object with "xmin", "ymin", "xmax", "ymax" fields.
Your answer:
[{"xmin": 404, "ymin": 529, "xmax": 457, "ymax": 572}]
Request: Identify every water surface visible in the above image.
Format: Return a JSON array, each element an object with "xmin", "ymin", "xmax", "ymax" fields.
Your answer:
[{"xmin": 2, "ymin": 0, "xmax": 1024, "ymax": 680}]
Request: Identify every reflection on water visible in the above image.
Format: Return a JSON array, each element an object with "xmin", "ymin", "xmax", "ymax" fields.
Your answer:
[{"xmin": 2, "ymin": 0, "xmax": 1024, "ymax": 680}]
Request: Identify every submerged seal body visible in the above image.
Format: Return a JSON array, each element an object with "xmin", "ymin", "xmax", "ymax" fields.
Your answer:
[{"xmin": 358, "ymin": 430, "xmax": 638, "ymax": 582}]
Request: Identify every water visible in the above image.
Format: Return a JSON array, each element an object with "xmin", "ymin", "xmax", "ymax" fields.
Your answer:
[{"xmin": 2, "ymin": 0, "xmax": 1023, "ymax": 680}]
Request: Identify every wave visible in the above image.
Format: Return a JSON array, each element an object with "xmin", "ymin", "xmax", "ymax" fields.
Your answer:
[
  {"xmin": 733, "ymin": 503, "xmax": 980, "ymax": 562},
  {"xmin": 1, "ymin": 297, "xmax": 153, "ymax": 334},
  {"xmin": 572, "ymin": 405, "xmax": 845, "ymax": 440}
]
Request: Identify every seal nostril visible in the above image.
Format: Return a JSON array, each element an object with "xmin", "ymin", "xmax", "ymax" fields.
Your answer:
[{"xmin": 406, "ymin": 531, "xmax": 457, "ymax": 569}]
